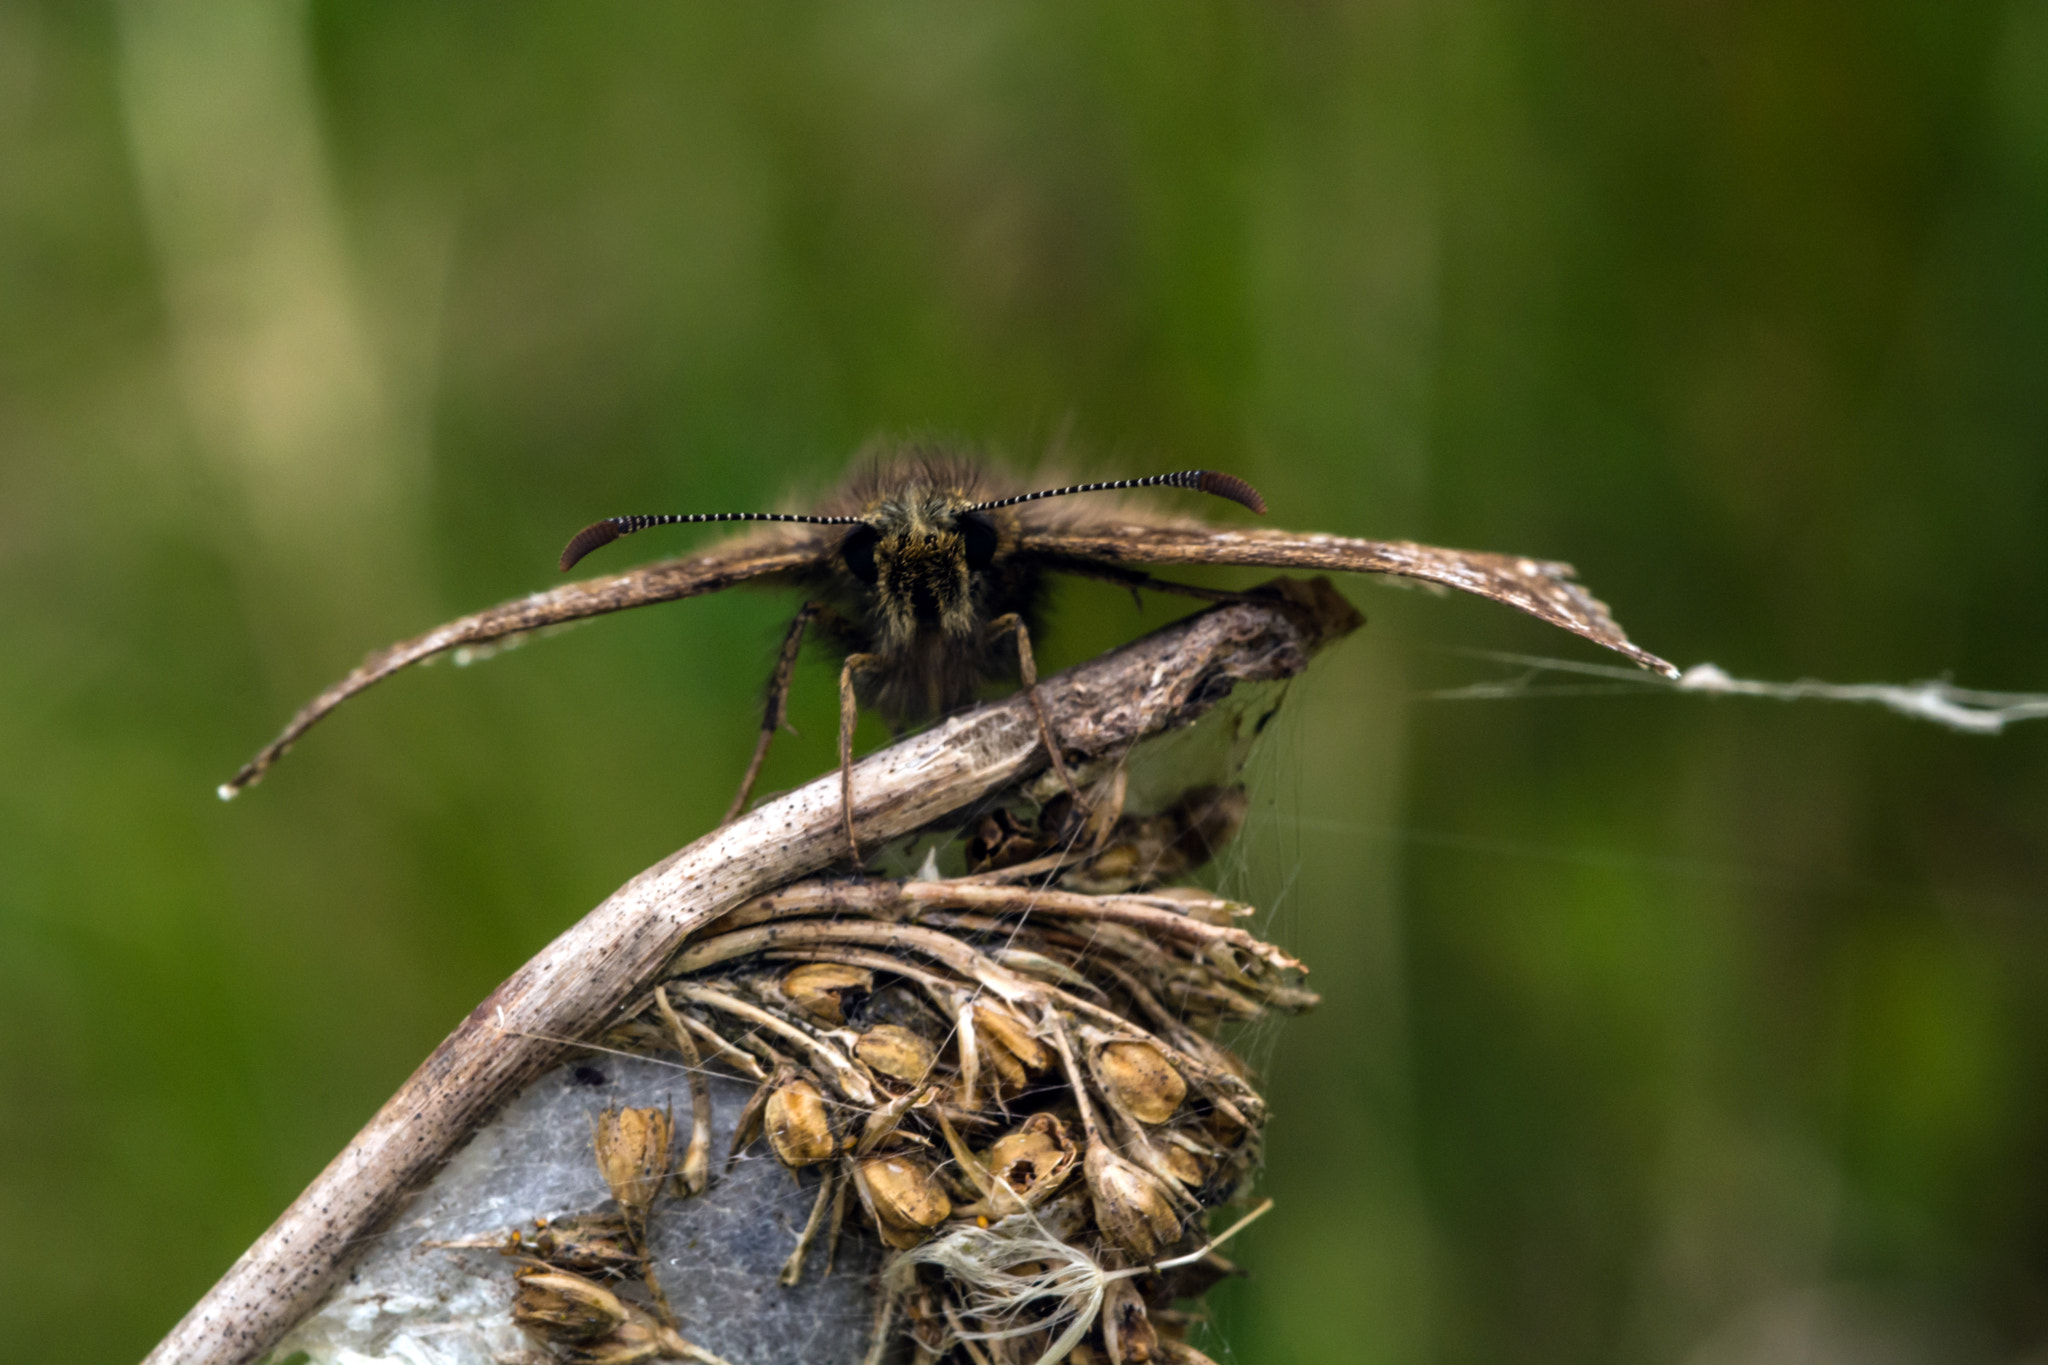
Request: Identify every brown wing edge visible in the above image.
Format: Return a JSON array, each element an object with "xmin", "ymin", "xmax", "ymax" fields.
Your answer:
[
  {"xmin": 1022, "ymin": 524, "xmax": 1679, "ymax": 679},
  {"xmin": 218, "ymin": 539, "xmax": 826, "ymax": 799}
]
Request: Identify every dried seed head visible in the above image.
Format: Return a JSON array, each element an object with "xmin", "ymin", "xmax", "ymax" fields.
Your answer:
[
  {"xmin": 592, "ymin": 1106, "xmax": 673, "ymax": 1227},
  {"xmin": 856, "ymin": 1023, "xmax": 939, "ymax": 1085},
  {"xmin": 861, "ymin": 1152, "xmax": 953, "ymax": 1249},
  {"xmin": 764, "ymin": 1076, "xmax": 837, "ymax": 1167},
  {"xmin": 780, "ymin": 962, "xmax": 874, "ymax": 1025},
  {"xmin": 511, "ymin": 1268, "xmax": 629, "ymax": 1344},
  {"xmin": 972, "ymin": 1002, "xmax": 1051, "ymax": 1074},
  {"xmin": 983, "ymin": 1112, "xmax": 1078, "ymax": 1202},
  {"xmin": 1085, "ymin": 1142, "xmax": 1182, "ymax": 1260},
  {"xmin": 1094, "ymin": 1041, "xmax": 1187, "ymax": 1125}
]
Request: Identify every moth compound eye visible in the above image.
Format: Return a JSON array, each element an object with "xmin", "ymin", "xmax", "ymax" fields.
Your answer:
[
  {"xmin": 842, "ymin": 525, "xmax": 880, "ymax": 584},
  {"xmin": 958, "ymin": 511, "xmax": 998, "ymax": 571}
]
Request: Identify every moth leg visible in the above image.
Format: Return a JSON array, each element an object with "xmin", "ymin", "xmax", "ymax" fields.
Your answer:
[
  {"xmin": 837, "ymin": 653, "xmax": 880, "ymax": 864},
  {"xmin": 988, "ymin": 612, "xmax": 1083, "ymax": 809},
  {"xmin": 723, "ymin": 601, "xmax": 822, "ymax": 826}
]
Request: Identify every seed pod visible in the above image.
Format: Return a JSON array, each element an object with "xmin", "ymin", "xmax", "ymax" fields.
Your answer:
[
  {"xmin": 972, "ymin": 1002, "xmax": 1050, "ymax": 1074},
  {"xmin": 983, "ymin": 1113, "xmax": 1078, "ymax": 1202},
  {"xmin": 861, "ymin": 1153, "xmax": 952, "ymax": 1249},
  {"xmin": 764, "ymin": 1076, "xmax": 836, "ymax": 1167},
  {"xmin": 1093, "ymin": 1040, "xmax": 1187, "ymax": 1125},
  {"xmin": 780, "ymin": 963, "xmax": 873, "ymax": 1025},
  {"xmin": 1085, "ymin": 1142, "xmax": 1181, "ymax": 1260},
  {"xmin": 556, "ymin": 1304, "xmax": 701, "ymax": 1365},
  {"xmin": 562, "ymin": 1327, "xmax": 661, "ymax": 1365},
  {"xmin": 511, "ymin": 1268, "xmax": 628, "ymax": 1344},
  {"xmin": 978, "ymin": 1032, "xmax": 1029, "ymax": 1095},
  {"xmin": 1203, "ymin": 1104, "xmax": 1248, "ymax": 1148},
  {"xmin": 856, "ymin": 1023, "xmax": 938, "ymax": 1085},
  {"xmin": 1157, "ymin": 1141, "xmax": 1214, "ymax": 1189},
  {"xmin": 526, "ymin": 1212, "xmax": 640, "ymax": 1278},
  {"xmin": 965, "ymin": 808, "xmax": 1048, "ymax": 871},
  {"xmin": 592, "ymin": 1106, "xmax": 673, "ymax": 1229},
  {"xmin": 1102, "ymin": 1275, "xmax": 1159, "ymax": 1364}
]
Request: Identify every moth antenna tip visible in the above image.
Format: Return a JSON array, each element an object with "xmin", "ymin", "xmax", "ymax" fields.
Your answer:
[
  {"xmin": 217, "ymin": 782, "xmax": 240, "ymax": 802},
  {"xmin": 560, "ymin": 520, "xmax": 624, "ymax": 573},
  {"xmin": 1199, "ymin": 471, "xmax": 1268, "ymax": 515}
]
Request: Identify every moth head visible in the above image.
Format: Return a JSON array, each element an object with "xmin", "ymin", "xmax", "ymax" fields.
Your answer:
[
  {"xmin": 849, "ymin": 492, "xmax": 995, "ymax": 642},
  {"xmin": 836, "ymin": 514, "xmax": 996, "ymax": 583},
  {"xmin": 558, "ymin": 467, "xmax": 1265, "ymax": 587},
  {"xmin": 848, "ymin": 468, "xmax": 1265, "ymax": 644}
]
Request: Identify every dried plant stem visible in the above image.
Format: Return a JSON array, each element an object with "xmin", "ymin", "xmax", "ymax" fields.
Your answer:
[
  {"xmin": 669, "ymin": 982, "xmax": 876, "ymax": 1104},
  {"xmin": 705, "ymin": 880, "xmax": 1300, "ymax": 972},
  {"xmin": 144, "ymin": 583, "xmax": 1360, "ymax": 1365},
  {"xmin": 780, "ymin": 1167, "xmax": 839, "ymax": 1287},
  {"xmin": 650, "ymin": 990, "xmax": 713, "ymax": 1197}
]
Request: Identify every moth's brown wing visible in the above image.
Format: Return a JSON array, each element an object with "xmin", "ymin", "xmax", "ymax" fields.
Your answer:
[
  {"xmin": 1021, "ymin": 523, "xmax": 1677, "ymax": 678},
  {"xmin": 221, "ymin": 535, "xmax": 828, "ymax": 797}
]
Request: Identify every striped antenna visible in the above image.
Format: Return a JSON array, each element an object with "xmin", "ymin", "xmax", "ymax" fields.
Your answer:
[
  {"xmin": 560, "ymin": 511, "xmax": 862, "ymax": 572},
  {"xmin": 968, "ymin": 469, "xmax": 1268, "ymax": 517}
]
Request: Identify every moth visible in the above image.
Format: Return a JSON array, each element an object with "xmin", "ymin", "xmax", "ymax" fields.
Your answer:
[{"xmin": 221, "ymin": 447, "xmax": 1673, "ymax": 855}]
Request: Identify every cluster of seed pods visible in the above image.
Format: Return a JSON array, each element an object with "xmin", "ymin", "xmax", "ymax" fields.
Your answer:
[{"xmin": 502, "ymin": 776, "xmax": 1314, "ymax": 1364}]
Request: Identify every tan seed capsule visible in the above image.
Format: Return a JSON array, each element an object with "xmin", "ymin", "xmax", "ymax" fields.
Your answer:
[
  {"xmin": 1066, "ymin": 839, "xmax": 1142, "ymax": 893},
  {"xmin": 592, "ymin": 1106, "xmax": 674, "ymax": 1229},
  {"xmin": 861, "ymin": 1153, "xmax": 952, "ymax": 1248},
  {"xmin": 561, "ymin": 1305, "xmax": 700, "ymax": 1365},
  {"xmin": 1158, "ymin": 1142, "xmax": 1213, "ymax": 1188},
  {"xmin": 526, "ymin": 1212, "xmax": 641, "ymax": 1277},
  {"xmin": 565, "ymin": 1328, "xmax": 661, "ymax": 1365},
  {"xmin": 856, "ymin": 1024, "xmax": 938, "ymax": 1084},
  {"xmin": 1095, "ymin": 1040, "xmax": 1187, "ymax": 1124},
  {"xmin": 1085, "ymin": 1142, "xmax": 1181, "ymax": 1260},
  {"xmin": 1102, "ymin": 1276, "xmax": 1159, "ymax": 1363},
  {"xmin": 978, "ymin": 1033, "xmax": 1029, "ymax": 1095},
  {"xmin": 764, "ymin": 1076, "xmax": 836, "ymax": 1167},
  {"xmin": 780, "ymin": 963, "xmax": 874, "ymax": 1025},
  {"xmin": 972, "ymin": 1002, "xmax": 1050, "ymax": 1074},
  {"xmin": 965, "ymin": 807, "xmax": 1048, "ymax": 871},
  {"xmin": 983, "ymin": 1113, "xmax": 1077, "ymax": 1201},
  {"xmin": 511, "ymin": 1268, "xmax": 628, "ymax": 1343},
  {"xmin": 1204, "ymin": 1105, "xmax": 1248, "ymax": 1147}
]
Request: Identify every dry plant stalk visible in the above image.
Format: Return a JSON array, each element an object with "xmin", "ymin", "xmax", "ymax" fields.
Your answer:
[{"xmin": 146, "ymin": 580, "xmax": 1362, "ymax": 1365}]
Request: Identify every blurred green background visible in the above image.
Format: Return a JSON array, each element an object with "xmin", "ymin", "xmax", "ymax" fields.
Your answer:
[{"xmin": 4, "ymin": 3, "xmax": 2047, "ymax": 1362}]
